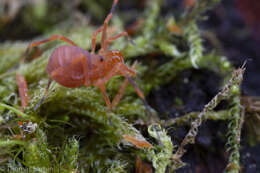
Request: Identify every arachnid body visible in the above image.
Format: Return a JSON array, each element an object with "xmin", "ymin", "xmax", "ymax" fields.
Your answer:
[{"xmin": 25, "ymin": 0, "xmax": 150, "ymax": 114}]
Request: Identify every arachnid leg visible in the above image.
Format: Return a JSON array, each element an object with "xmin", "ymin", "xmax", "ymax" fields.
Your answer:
[
  {"xmin": 98, "ymin": 84, "xmax": 113, "ymax": 124},
  {"xmin": 111, "ymin": 78, "xmax": 128, "ymax": 110},
  {"xmin": 112, "ymin": 61, "xmax": 137, "ymax": 109},
  {"xmin": 119, "ymin": 63, "xmax": 136, "ymax": 77},
  {"xmin": 104, "ymin": 31, "xmax": 129, "ymax": 51},
  {"xmin": 34, "ymin": 79, "xmax": 52, "ymax": 111},
  {"xmin": 101, "ymin": 0, "xmax": 119, "ymax": 49},
  {"xmin": 16, "ymin": 73, "xmax": 30, "ymax": 110},
  {"xmin": 91, "ymin": 26, "xmax": 104, "ymax": 54},
  {"xmin": 126, "ymin": 76, "xmax": 152, "ymax": 120},
  {"xmin": 24, "ymin": 34, "xmax": 77, "ymax": 60},
  {"xmin": 97, "ymin": 84, "xmax": 112, "ymax": 113},
  {"xmin": 120, "ymin": 67, "xmax": 152, "ymax": 120}
]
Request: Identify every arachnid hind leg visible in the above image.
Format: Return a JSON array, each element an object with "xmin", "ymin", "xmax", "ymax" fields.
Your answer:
[
  {"xmin": 16, "ymin": 73, "xmax": 30, "ymax": 110},
  {"xmin": 24, "ymin": 34, "xmax": 77, "ymax": 61}
]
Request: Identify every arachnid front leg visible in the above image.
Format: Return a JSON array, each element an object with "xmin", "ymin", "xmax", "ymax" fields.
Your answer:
[
  {"xmin": 91, "ymin": 26, "xmax": 104, "ymax": 54},
  {"xmin": 112, "ymin": 62, "xmax": 137, "ymax": 109},
  {"xmin": 103, "ymin": 31, "xmax": 129, "ymax": 51},
  {"xmin": 119, "ymin": 64, "xmax": 153, "ymax": 120},
  {"xmin": 93, "ymin": 63, "xmax": 122, "ymax": 112},
  {"xmin": 100, "ymin": 0, "xmax": 118, "ymax": 50},
  {"xmin": 97, "ymin": 83, "xmax": 112, "ymax": 112}
]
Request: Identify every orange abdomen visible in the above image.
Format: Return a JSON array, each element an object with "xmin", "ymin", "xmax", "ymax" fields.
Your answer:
[{"xmin": 47, "ymin": 45, "xmax": 91, "ymax": 88}]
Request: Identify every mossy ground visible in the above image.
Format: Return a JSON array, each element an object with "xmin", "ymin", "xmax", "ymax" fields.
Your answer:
[{"xmin": 0, "ymin": 0, "xmax": 258, "ymax": 172}]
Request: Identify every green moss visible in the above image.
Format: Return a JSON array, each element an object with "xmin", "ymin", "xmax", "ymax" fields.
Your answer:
[
  {"xmin": 147, "ymin": 124, "xmax": 174, "ymax": 173},
  {"xmin": 0, "ymin": 0, "xmax": 248, "ymax": 172},
  {"xmin": 0, "ymin": 42, "xmax": 25, "ymax": 74}
]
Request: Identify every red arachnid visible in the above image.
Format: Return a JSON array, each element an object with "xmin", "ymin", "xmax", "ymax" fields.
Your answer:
[{"xmin": 25, "ymin": 0, "xmax": 150, "ymax": 114}]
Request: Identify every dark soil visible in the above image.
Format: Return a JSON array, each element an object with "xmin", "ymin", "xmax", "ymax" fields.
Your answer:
[
  {"xmin": 203, "ymin": 0, "xmax": 260, "ymax": 96},
  {"xmin": 148, "ymin": 69, "xmax": 222, "ymax": 119},
  {"xmin": 148, "ymin": 69, "xmax": 228, "ymax": 172},
  {"xmin": 147, "ymin": 0, "xmax": 260, "ymax": 172}
]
